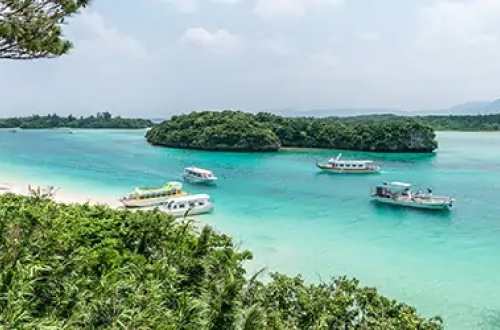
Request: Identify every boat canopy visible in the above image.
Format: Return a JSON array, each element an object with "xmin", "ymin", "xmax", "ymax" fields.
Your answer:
[
  {"xmin": 387, "ymin": 182, "xmax": 412, "ymax": 188},
  {"xmin": 379, "ymin": 182, "xmax": 412, "ymax": 193},
  {"xmin": 328, "ymin": 153, "xmax": 374, "ymax": 165},
  {"xmin": 328, "ymin": 159, "xmax": 374, "ymax": 165},
  {"xmin": 134, "ymin": 181, "xmax": 183, "ymax": 195},
  {"xmin": 185, "ymin": 167, "xmax": 214, "ymax": 175}
]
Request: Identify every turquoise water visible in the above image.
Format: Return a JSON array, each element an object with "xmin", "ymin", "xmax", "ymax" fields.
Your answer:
[{"xmin": 1, "ymin": 129, "xmax": 500, "ymax": 329}]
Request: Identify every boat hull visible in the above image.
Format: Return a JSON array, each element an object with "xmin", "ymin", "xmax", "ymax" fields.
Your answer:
[
  {"xmin": 317, "ymin": 163, "xmax": 380, "ymax": 174},
  {"xmin": 160, "ymin": 203, "xmax": 214, "ymax": 218},
  {"xmin": 183, "ymin": 174, "xmax": 218, "ymax": 185},
  {"xmin": 372, "ymin": 196, "xmax": 453, "ymax": 210}
]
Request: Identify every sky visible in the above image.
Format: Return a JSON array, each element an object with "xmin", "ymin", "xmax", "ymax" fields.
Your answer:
[{"xmin": 2, "ymin": 0, "xmax": 500, "ymax": 117}]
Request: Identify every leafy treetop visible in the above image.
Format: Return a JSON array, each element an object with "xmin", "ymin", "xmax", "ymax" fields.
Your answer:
[{"xmin": 0, "ymin": 0, "xmax": 89, "ymax": 60}]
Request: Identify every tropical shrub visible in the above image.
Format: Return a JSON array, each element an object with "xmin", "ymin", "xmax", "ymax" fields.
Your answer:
[{"xmin": 0, "ymin": 194, "xmax": 443, "ymax": 329}]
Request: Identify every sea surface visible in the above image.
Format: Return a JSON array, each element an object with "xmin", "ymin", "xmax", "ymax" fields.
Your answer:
[{"xmin": 1, "ymin": 129, "xmax": 500, "ymax": 329}]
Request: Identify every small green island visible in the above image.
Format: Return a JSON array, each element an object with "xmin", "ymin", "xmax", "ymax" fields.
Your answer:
[
  {"xmin": 0, "ymin": 194, "xmax": 442, "ymax": 329},
  {"xmin": 0, "ymin": 112, "xmax": 152, "ymax": 129},
  {"xmin": 146, "ymin": 111, "xmax": 438, "ymax": 152}
]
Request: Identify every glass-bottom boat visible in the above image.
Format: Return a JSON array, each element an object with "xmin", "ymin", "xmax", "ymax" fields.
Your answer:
[
  {"xmin": 371, "ymin": 182, "xmax": 454, "ymax": 211},
  {"xmin": 120, "ymin": 181, "xmax": 186, "ymax": 208}
]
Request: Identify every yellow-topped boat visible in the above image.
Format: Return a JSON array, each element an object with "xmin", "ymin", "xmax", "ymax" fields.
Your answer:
[{"xmin": 120, "ymin": 181, "xmax": 186, "ymax": 208}]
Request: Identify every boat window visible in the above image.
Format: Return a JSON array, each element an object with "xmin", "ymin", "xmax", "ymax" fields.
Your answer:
[
  {"xmin": 199, "ymin": 202, "xmax": 204, "ymax": 206},
  {"xmin": 179, "ymin": 204, "xmax": 185, "ymax": 209},
  {"xmin": 189, "ymin": 202, "xmax": 195, "ymax": 208}
]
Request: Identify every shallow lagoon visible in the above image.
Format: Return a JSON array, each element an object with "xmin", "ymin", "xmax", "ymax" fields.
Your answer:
[{"xmin": 1, "ymin": 129, "xmax": 499, "ymax": 329}]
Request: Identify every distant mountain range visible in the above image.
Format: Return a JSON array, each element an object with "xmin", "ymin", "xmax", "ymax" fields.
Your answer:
[
  {"xmin": 440, "ymin": 99, "xmax": 500, "ymax": 115},
  {"xmin": 149, "ymin": 98, "xmax": 500, "ymax": 122},
  {"xmin": 272, "ymin": 98, "xmax": 500, "ymax": 117}
]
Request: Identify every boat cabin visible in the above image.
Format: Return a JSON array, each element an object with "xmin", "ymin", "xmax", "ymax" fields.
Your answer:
[
  {"xmin": 163, "ymin": 194, "xmax": 211, "ymax": 211},
  {"xmin": 184, "ymin": 167, "xmax": 216, "ymax": 179},
  {"xmin": 374, "ymin": 182, "xmax": 412, "ymax": 198}
]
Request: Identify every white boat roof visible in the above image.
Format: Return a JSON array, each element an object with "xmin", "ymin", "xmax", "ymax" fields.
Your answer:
[
  {"xmin": 329, "ymin": 159, "xmax": 374, "ymax": 164},
  {"xmin": 387, "ymin": 182, "xmax": 412, "ymax": 188},
  {"xmin": 328, "ymin": 153, "xmax": 374, "ymax": 164},
  {"xmin": 185, "ymin": 167, "xmax": 214, "ymax": 175},
  {"xmin": 168, "ymin": 194, "xmax": 211, "ymax": 202}
]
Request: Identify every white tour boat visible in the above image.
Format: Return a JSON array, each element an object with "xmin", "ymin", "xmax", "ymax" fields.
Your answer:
[
  {"xmin": 371, "ymin": 182, "xmax": 454, "ymax": 211},
  {"xmin": 183, "ymin": 167, "xmax": 218, "ymax": 185},
  {"xmin": 120, "ymin": 181, "xmax": 186, "ymax": 208},
  {"xmin": 317, "ymin": 154, "xmax": 380, "ymax": 174},
  {"xmin": 159, "ymin": 194, "xmax": 214, "ymax": 218}
]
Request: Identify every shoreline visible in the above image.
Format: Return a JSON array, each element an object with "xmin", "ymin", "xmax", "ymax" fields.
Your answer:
[{"xmin": 0, "ymin": 178, "xmax": 121, "ymax": 208}]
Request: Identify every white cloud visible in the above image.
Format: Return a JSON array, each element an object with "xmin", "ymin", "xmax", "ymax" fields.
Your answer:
[
  {"xmin": 417, "ymin": 0, "xmax": 500, "ymax": 48},
  {"xmin": 161, "ymin": 0, "xmax": 240, "ymax": 13},
  {"xmin": 254, "ymin": 0, "xmax": 343, "ymax": 18},
  {"xmin": 181, "ymin": 27, "xmax": 242, "ymax": 54},
  {"xmin": 162, "ymin": 0, "xmax": 197, "ymax": 13},
  {"xmin": 356, "ymin": 32, "xmax": 380, "ymax": 42},
  {"xmin": 308, "ymin": 50, "xmax": 339, "ymax": 70},
  {"xmin": 70, "ymin": 11, "xmax": 148, "ymax": 60}
]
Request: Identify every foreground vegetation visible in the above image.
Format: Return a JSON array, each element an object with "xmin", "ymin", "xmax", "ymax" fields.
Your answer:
[
  {"xmin": 146, "ymin": 111, "xmax": 438, "ymax": 152},
  {"xmin": 0, "ymin": 112, "xmax": 152, "ymax": 129},
  {"xmin": 0, "ymin": 194, "xmax": 442, "ymax": 329}
]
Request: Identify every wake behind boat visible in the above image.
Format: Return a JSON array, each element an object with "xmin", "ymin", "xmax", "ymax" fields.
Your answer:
[
  {"xmin": 317, "ymin": 153, "xmax": 380, "ymax": 174},
  {"xmin": 183, "ymin": 167, "xmax": 218, "ymax": 185},
  {"xmin": 371, "ymin": 182, "xmax": 454, "ymax": 211},
  {"xmin": 120, "ymin": 181, "xmax": 186, "ymax": 208}
]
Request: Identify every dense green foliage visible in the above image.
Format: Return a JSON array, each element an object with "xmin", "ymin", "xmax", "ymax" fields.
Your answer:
[
  {"xmin": 147, "ymin": 111, "xmax": 438, "ymax": 152},
  {"xmin": 146, "ymin": 111, "xmax": 282, "ymax": 151},
  {"xmin": 0, "ymin": 112, "xmax": 152, "ymax": 129},
  {"xmin": 416, "ymin": 114, "xmax": 500, "ymax": 131},
  {"xmin": 304, "ymin": 113, "xmax": 500, "ymax": 131},
  {"xmin": 0, "ymin": 194, "xmax": 443, "ymax": 329},
  {"xmin": 0, "ymin": 0, "xmax": 89, "ymax": 60}
]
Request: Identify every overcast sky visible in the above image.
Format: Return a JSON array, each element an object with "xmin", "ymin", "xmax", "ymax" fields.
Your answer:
[{"xmin": 1, "ymin": 0, "xmax": 500, "ymax": 117}]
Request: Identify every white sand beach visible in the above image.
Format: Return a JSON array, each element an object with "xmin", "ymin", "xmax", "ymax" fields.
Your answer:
[{"xmin": 0, "ymin": 179, "xmax": 122, "ymax": 208}]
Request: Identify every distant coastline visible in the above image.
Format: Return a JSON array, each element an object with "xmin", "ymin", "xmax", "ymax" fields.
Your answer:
[{"xmin": 0, "ymin": 112, "xmax": 152, "ymax": 129}]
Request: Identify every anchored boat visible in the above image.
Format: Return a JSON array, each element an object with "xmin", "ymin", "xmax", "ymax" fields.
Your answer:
[
  {"xmin": 120, "ymin": 181, "xmax": 186, "ymax": 208},
  {"xmin": 159, "ymin": 194, "xmax": 214, "ymax": 218},
  {"xmin": 183, "ymin": 167, "xmax": 218, "ymax": 185},
  {"xmin": 371, "ymin": 182, "xmax": 454, "ymax": 211},
  {"xmin": 317, "ymin": 154, "xmax": 380, "ymax": 174}
]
